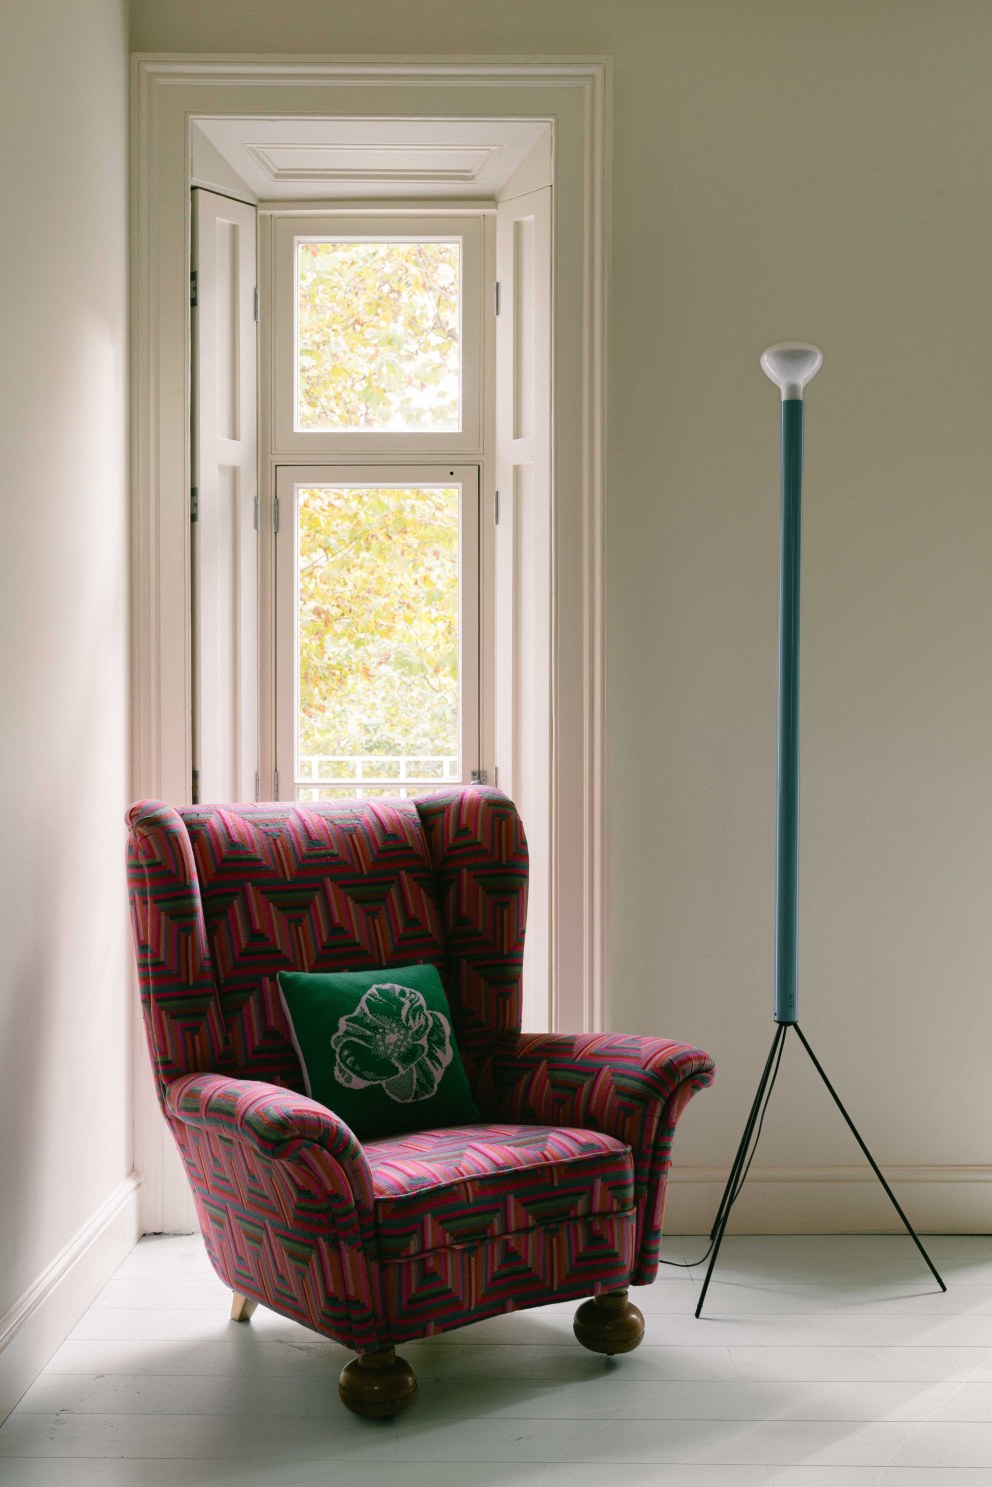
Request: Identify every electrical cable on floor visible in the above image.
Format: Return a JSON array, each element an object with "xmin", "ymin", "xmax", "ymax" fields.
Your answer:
[{"xmin": 657, "ymin": 1030, "xmax": 787, "ymax": 1271}]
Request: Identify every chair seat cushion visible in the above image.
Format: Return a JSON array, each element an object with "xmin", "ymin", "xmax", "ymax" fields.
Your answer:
[{"xmin": 364, "ymin": 1122, "xmax": 634, "ymax": 1261}]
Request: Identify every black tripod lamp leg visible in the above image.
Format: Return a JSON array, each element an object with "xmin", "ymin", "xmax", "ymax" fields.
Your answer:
[
  {"xmin": 792, "ymin": 1024, "xmax": 946, "ymax": 1292},
  {"xmin": 695, "ymin": 1022, "xmax": 788, "ymax": 1319},
  {"xmin": 707, "ymin": 1022, "xmax": 788, "ymax": 1243}
]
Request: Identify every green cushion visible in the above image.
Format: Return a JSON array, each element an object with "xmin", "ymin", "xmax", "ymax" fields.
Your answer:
[{"xmin": 277, "ymin": 963, "xmax": 480, "ymax": 1141}]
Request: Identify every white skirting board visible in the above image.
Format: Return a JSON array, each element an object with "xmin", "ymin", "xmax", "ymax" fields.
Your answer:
[
  {"xmin": 663, "ymin": 1163, "xmax": 992, "ymax": 1235},
  {"xmin": 0, "ymin": 1173, "xmax": 141, "ymax": 1426}
]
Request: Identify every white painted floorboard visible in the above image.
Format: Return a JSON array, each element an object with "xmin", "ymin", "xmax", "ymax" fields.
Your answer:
[{"xmin": 1, "ymin": 1234, "xmax": 991, "ymax": 1485}]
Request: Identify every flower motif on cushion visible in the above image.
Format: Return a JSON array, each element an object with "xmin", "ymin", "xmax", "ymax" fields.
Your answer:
[{"xmin": 330, "ymin": 983, "xmax": 453, "ymax": 1103}]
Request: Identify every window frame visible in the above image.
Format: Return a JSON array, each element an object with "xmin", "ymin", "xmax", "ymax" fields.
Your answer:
[
  {"xmin": 272, "ymin": 214, "xmax": 484, "ymax": 456},
  {"xmin": 132, "ymin": 57, "xmax": 607, "ymax": 1236}
]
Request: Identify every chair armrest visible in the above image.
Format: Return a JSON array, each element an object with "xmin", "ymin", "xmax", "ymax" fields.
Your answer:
[
  {"xmin": 476, "ymin": 1032, "xmax": 715, "ymax": 1283},
  {"xmin": 164, "ymin": 1072, "xmax": 383, "ymax": 1352},
  {"xmin": 478, "ymin": 1031, "xmax": 714, "ymax": 1128},
  {"xmin": 165, "ymin": 1072, "xmax": 374, "ymax": 1214}
]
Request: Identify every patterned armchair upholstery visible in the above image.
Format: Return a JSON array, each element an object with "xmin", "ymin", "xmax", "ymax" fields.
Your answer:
[{"xmin": 127, "ymin": 788, "xmax": 714, "ymax": 1415}]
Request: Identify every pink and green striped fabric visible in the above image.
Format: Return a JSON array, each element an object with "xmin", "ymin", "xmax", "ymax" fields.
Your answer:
[
  {"xmin": 127, "ymin": 788, "xmax": 714, "ymax": 1351},
  {"xmin": 365, "ymin": 1122, "xmax": 633, "ymax": 1261}
]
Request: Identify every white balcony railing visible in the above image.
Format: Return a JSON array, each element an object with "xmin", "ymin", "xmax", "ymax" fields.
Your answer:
[{"xmin": 297, "ymin": 753, "xmax": 459, "ymax": 786}]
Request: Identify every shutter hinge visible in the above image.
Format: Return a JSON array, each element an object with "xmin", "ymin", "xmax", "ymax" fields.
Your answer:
[
  {"xmin": 494, "ymin": 281, "xmax": 500, "ymax": 316},
  {"xmin": 272, "ymin": 768, "xmax": 280, "ymax": 797},
  {"xmin": 191, "ymin": 768, "xmax": 199, "ymax": 804},
  {"xmin": 253, "ymin": 286, "xmax": 259, "ymax": 322},
  {"xmin": 255, "ymin": 768, "xmax": 260, "ymax": 801},
  {"xmin": 190, "ymin": 487, "xmax": 198, "ymax": 523},
  {"xmin": 190, "ymin": 270, "xmax": 197, "ymax": 309},
  {"xmin": 273, "ymin": 495, "xmax": 280, "ymax": 534},
  {"xmin": 494, "ymin": 489, "xmax": 499, "ymax": 525},
  {"xmin": 470, "ymin": 769, "xmax": 488, "ymax": 786},
  {"xmin": 253, "ymin": 494, "xmax": 259, "ymax": 531}
]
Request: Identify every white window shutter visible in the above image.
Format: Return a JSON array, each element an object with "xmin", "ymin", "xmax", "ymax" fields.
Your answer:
[
  {"xmin": 495, "ymin": 184, "xmax": 553, "ymax": 1029},
  {"xmin": 191, "ymin": 189, "xmax": 258, "ymax": 804}
]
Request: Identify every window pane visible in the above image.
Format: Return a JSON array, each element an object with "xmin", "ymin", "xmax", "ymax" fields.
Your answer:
[
  {"xmin": 297, "ymin": 241, "xmax": 461, "ymax": 432},
  {"xmin": 297, "ymin": 485, "xmax": 460, "ymax": 788}
]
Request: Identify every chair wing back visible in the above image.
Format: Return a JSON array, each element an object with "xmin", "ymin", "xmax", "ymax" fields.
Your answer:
[
  {"xmin": 127, "ymin": 789, "xmax": 528, "ymax": 1101},
  {"xmin": 415, "ymin": 789, "xmax": 528, "ymax": 1067},
  {"xmin": 127, "ymin": 802, "xmax": 230, "ymax": 1094}
]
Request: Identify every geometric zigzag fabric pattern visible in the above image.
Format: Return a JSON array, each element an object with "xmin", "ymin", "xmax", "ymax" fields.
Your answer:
[
  {"xmin": 364, "ymin": 1121, "xmax": 634, "ymax": 1261},
  {"xmin": 474, "ymin": 1032, "xmax": 716, "ymax": 1283},
  {"xmin": 378, "ymin": 1208, "xmax": 638, "ymax": 1343},
  {"xmin": 127, "ymin": 787, "xmax": 714, "ymax": 1351},
  {"xmin": 167, "ymin": 1074, "xmax": 383, "ymax": 1353}
]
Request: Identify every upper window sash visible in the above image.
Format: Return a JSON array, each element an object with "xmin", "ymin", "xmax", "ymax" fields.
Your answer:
[{"xmin": 272, "ymin": 213, "xmax": 484, "ymax": 455}]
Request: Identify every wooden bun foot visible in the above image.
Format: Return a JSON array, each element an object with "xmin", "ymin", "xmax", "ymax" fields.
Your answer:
[
  {"xmin": 573, "ymin": 1287, "xmax": 645, "ymax": 1356},
  {"xmin": 339, "ymin": 1346, "xmax": 418, "ymax": 1418}
]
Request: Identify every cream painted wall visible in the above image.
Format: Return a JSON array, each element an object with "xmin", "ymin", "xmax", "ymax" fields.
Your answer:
[
  {"xmin": 0, "ymin": 0, "xmax": 134, "ymax": 1403},
  {"xmin": 129, "ymin": 0, "xmax": 992, "ymax": 1231}
]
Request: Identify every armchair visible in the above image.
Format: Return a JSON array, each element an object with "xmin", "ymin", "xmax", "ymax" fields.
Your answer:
[{"xmin": 127, "ymin": 788, "xmax": 714, "ymax": 1416}]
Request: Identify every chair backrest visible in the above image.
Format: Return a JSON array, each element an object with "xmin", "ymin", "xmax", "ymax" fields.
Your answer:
[{"xmin": 127, "ymin": 788, "xmax": 528, "ymax": 1101}]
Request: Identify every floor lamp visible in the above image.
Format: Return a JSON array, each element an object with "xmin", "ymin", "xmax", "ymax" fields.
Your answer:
[{"xmin": 695, "ymin": 344, "xmax": 946, "ymax": 1318}]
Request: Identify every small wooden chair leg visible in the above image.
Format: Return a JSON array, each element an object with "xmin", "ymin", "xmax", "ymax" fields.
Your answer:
[{"xmin": 230, "ymin": 1292, "xmax": 259, "ymax": 1323}]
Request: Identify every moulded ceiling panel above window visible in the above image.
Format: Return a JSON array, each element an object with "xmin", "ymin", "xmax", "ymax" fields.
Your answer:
[{"xmin": 191, "ymin": 117, "xmax": 552, "ymax": 202}]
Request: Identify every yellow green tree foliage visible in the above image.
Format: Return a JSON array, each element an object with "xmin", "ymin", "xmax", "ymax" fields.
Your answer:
[
  {"xmin": 297, "ymin": 485, "xmax": 459, "ymax": 774},
  {"xmin": 298, "ymin": 240, "xmax": 460, "ymax": 432}
]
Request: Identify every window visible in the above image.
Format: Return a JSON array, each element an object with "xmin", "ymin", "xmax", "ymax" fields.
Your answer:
[
  {"xmin": 265, "ymin": 211, "xmax": 490, "ymax": 801},
  {"xmin": 272, "ymin": 215, "xmax": 483, "ymax": 455},
  {"xmin": 296, "ymin": 238, "xmax": 461, "ymax": 433},
  {"xmin": 274, "ymin": 466, "xmax": 480, "ymax": 801}
]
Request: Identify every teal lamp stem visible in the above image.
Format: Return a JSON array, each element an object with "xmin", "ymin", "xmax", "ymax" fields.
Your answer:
[
  {"xmin": 761, "ymin": 343, "xmax": 822, "ymax": 1024},
  {"xmin": 774, "ymin": 397, "xmax": 804, "ymax": 1023}
]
